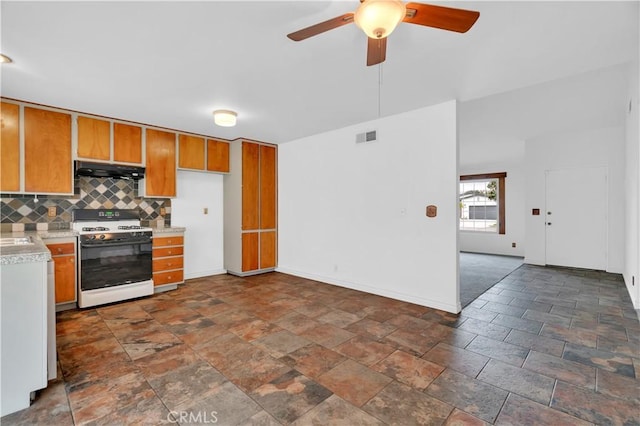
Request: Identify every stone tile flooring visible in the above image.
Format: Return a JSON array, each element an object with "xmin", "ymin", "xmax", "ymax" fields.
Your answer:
[{"xmin": 2, "ymin": 265, "xmax": 639, "ymax": 425}]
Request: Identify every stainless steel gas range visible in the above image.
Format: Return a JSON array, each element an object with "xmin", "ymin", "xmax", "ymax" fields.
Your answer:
[{"xmin": 72, "ymin": 209, "xmax": 154, "ymax": 308}]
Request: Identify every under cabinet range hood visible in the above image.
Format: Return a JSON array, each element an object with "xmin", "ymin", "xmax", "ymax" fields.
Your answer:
[{"xmin": 75, "ymin": 161, "xmax": 145, "ymax": 180}]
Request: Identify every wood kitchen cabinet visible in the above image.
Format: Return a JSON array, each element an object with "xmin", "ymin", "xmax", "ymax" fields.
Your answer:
[
  {"xmin": 178, "ymin": 135, "xmax": 230, "ymax": 173},
  {"xmin": 178, "ymin": 134, "xmax": 205, "ymax": 170},
  {"xmin": 113, "ymin": 123, "xmax": 142, "ymax": 164},
  {"xmin": 207, "ymin": 139, "xmax": 230, "ymax": 173},
  {"xmin": 0, "ymin": 101, "xmax": 20, "ymax": 192},
  {"xmin": 77, "ymin": 117, "xmax": 143, "ymax": 165},
  {"xmin": 24, "ymin": 107, "xmax": 73, "ymax": 194},
  {"xmin": 77, "ymin": 116, "xmax": 110, "ymax": 160},
  {"xmin": 152, "ymin": 233, "xmax": 184, "ymax": 289},
  {"xmin": 224, "ymin": 140, "xmax": 277, "ymax": 275},
  {"xmin": 45, "ymin": 239, "xmax": 77, "ymax": 309},
  {"xmin": 144, "ymin": 129, "xmax": 176, "ymax": 197}
]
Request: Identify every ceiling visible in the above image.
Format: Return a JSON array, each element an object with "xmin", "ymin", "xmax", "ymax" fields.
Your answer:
[{"xmin": 1, "ymin": 1, "xmax": 638, "ymax": 144}]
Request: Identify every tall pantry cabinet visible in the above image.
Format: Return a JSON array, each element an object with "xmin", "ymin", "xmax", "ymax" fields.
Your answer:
[{"xmin": 224, "ymin": 140, "xmax": 277, "ymax": 276}]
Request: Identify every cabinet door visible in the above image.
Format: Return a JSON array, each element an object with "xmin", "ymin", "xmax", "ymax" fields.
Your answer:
[
  {"xmin": 0, "ymin": 102, "xmax": 20, "ymax": 192},
  {"xmin": 207, "ymin": 139, "xmax": 230, "ymax": 173},
  {"xmin": 113, "ymin": 123, "xmax": 142, "ymax": 164},
  {"xmin": 77, "ymin": 116, "xmax": 110, "ymax": 160},
  {"xmin": 260, "ymin": 231, "xmax": 277, "ymax": 269},
  {"xmin": 24, "ymin": 107, "xmax": 72, "ymax": 194},
  {"xmin": 260, "ymin": 145, "xmax": 277, "ymax": 230},
  {"xmin": 242, "ymin": 142, "xmax": 260, "ymax": 230},
  {"xmin": 178, "ymin": 135, "xmax": 205, "ymax": 170},
  {"xmin": 242, "ymin": 232, "xmax": 259, "ymax": 272},
  {"xmin": 145, "ymin": 129, "xmax": 176, "ymax": 197},
  {"xmin": 53, "ymin": 256, "xmax": 76, "ymax": 303}
]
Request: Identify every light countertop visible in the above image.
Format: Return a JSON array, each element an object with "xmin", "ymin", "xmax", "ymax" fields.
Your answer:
[
  {"xmin": 152, "ymin": 227, "xmax": 186, "ymax": 234},
  {"xmin": 0, "ymin": 232, "xmax": 53, "ymax": 265}
]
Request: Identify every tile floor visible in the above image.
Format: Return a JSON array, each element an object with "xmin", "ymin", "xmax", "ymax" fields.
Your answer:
[{"xmin": 2, "ymin": 265, "xmax": 639, "ymax": 425}]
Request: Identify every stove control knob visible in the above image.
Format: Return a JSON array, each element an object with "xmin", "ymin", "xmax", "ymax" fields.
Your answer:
[
  {"xmin": 99, "ymin": 234, "xmax": 106, "ymax": 240},
  {"xmin": 90, "ymin": 235, "xmax": 96, "ymax": 240}
]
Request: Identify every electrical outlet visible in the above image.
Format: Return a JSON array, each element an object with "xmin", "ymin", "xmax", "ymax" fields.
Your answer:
[
  {"xmin": 512, "ymin": 242, "xmax": 516, "ymax": 248},
  {"xmin": 160, "ymin": 207, "xmax": 166, "ymax": 216},
  {"xmin": 47, "ymin": 206, "xmax": 57, "ymax": 217},
  {"xmin": 204, "ymin": 207, "xmax": 208, "ymax": 215}
]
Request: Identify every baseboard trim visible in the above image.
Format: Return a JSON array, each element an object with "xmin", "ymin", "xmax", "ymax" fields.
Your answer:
[
  {"xmin": 276, "ymin": 266, "xmax": 461, "ymax": 314},
  {"xmin": 184, "ymin": 269, "xmax": 227, "ymax": 280}
]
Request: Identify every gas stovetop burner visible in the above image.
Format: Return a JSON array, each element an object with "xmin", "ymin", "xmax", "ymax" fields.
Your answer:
[
  {"xmin": 117, "ymin": 225, "xmax": 145, "ymax": 230},
  {"xmin": 82, "ymin": 226, "xmax": 110, "ymax": 232}
]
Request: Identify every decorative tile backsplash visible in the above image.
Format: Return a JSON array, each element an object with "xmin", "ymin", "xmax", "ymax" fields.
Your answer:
[{"xmin": 0, "ymin": 176, "xmax": 170, "ymax": 229}]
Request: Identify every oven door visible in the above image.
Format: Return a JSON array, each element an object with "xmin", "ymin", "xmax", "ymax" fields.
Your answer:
[{"xmin": 79, "ymin": 237, "xmax": 152, "ymax": 291}]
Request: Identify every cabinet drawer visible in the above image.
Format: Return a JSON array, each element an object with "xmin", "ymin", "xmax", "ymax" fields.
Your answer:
[
  {"xmin": 153, "ymin": 236, "xmax": 184, "ymax": 247},
  {"xmin": 47, "ymin": 243, "xmax": 75, "ymax": 256},
  {"xmin": 153, "ymin": 246, "xmax": 184, "ymax": 258},
  {"xmin": 153, "ymin": 257, "xmax": 184, "ymax": 272},
  {"xmin": 153, "ymin": 270, "xmax": 184, "ymax": 286}
]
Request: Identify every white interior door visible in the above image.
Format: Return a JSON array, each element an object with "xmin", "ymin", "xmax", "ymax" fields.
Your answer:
[{"xmin": 545, "ymin": 167, "xmax": 607, "ymax": 270}]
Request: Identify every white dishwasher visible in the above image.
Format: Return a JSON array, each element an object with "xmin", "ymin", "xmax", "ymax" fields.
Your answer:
[{"xmin": 0, "ymin": 259, "xmax": 49, "ymax": 416}]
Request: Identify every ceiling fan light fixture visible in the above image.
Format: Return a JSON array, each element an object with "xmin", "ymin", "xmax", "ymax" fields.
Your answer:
[
  {"xmin": 213, "ymin": 109, "xmax": 237, "ymax": 127},
  {"xmin": 354, "ymin": 0, "xmax": 406, "ymax": 39},
  {"xmin": 0, "ymin": 54, "xmax": 13, "ymax": 64}
]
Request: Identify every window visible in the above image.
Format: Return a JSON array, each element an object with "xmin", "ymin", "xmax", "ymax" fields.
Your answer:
[{"xmin": 459, "ymin": 172, "xmax": 506, "ymax": 234}]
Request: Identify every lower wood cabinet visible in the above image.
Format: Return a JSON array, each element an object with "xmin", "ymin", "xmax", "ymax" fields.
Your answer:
[
  {"xmin": 45, "ymin": 238, "xmax": 77, "ymax": 308},
  {"xmin": 152, "ymin": 233, "xmax": 184, "ymax": 289}
]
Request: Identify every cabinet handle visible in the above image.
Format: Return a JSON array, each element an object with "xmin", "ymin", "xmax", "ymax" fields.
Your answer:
[
  {"xmin": 167, "ymin": 240, "xmax": 172, "ymax": 244},
  {"xmin": 57, "ymin": 248, "xmax": 63, "ymax": 253},
  {"xmin": 167, "ymin": 250, "xmax": 172, "ymax": 254},
  {"xmin": 167, "ymin": 263, "xmax": 172, "ymax": 266}
]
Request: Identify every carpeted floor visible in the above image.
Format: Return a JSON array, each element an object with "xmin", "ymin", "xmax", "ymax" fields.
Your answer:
[{"xmin": 460, "ymin": 252, "xmax": 524, "ymax": 308}]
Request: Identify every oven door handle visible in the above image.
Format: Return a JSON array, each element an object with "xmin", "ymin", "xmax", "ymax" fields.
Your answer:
[{"xmin": 81, "ymin": 240, "xmax": 151, "ymax": 248}]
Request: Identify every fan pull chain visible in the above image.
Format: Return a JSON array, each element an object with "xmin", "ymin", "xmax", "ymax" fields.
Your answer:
[{"xmin": 378, "ymin": 63, "xmax": 383, "ymax": 118}]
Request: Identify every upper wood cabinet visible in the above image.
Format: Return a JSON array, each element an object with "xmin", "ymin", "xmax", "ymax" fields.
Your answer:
[
  {"xmin": 77, "ymin": 116, "xmax": 110, "ymax": 160},
  {"xmin": 207, "ymin": 139, "xmax": 230, "ymax": 173},
  {"xmin": 77, "ymin": 117, "xmax": 143, "ymax": 165},
  {"xmin": 242, "ymin": 142, "xmax": 260, "ymax": 230},
  {"xmin": 260, "ymin": 145, "xmax": 277, "ymax": 229},
  {"xmin": 145, "ymin": 129, "xmax": 176, "ymax": 197},
  {"xmin": 24, "ymin": 107, "xmax": 72, "ymax": 194},
  {"xmin": 1, "ymin": 102, "xmax": 20, "ymax": 192},
  {"xmin": 113, "ymin": 123, "xmax": 142, "ymax": 164},
  {"xmin": 178, "ymin": 135, "xmax": 230, "ymax": 173},
  {"xmin": 178, "ymin": 134, "xmax": 205, "ymax": 170}
]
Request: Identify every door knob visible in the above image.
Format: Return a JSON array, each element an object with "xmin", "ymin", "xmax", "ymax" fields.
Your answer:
[{"xmin": 547, "ymin": 222, "xmax": 552, "ymax": 225}]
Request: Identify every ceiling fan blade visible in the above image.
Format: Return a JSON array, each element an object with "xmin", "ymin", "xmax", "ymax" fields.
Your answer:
[
  {"xmin": 287, "ymin": 13, "xmax": 355, "ymax": 41},
  {"xmin": 403, "ymin": 2, "xmax": 479, "ymax": 33},
  {"xmin": 367, "ymin": 37, "xmax": 387, "ymax": 66}
]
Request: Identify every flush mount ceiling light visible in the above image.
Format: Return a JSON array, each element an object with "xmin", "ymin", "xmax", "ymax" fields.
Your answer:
[
  {"xmin": 213, "ymin": 110, "xmax": 237, "ymax": 127},
  {"xmin": 354, "ymin": 0, "xmax": 406, "ymax": 39},
  {"xmin": 0, "ymin": 54, "xmax": 13, "ymax": 64}
]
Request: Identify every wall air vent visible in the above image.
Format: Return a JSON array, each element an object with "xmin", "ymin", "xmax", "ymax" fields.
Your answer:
[{"xmin": 356, "ymin": 130, "xmax": 378, "ymax": 144}]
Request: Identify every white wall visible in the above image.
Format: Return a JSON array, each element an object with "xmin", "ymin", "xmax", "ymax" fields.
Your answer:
[
  {"xmin": 278, "ymin": 101, "xmax": 460, "ymax": 313},
  {"xmin": 171, "ymin": 170, "xmax": 225, "ymax": 279},
  {"xmin": 524, "ymin": 126, "xmax": 625, "ymax": 273},
  {"xmin": 624, "ymin": 59, "xmax": 640, "ymax": 309},
  {"xmin": 459, "ymin": 139, "xmax": 526, "ymax": 257}
]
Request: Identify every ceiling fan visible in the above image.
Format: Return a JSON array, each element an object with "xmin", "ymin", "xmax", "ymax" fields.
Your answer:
[{"xmin": 287, "ymin": 0, "xmax": 480, "ymax": 66}]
